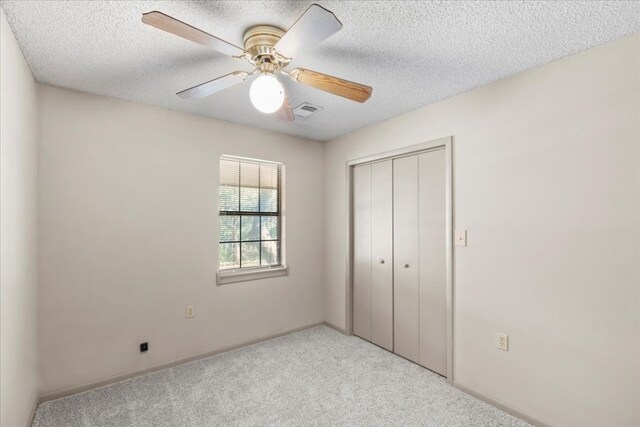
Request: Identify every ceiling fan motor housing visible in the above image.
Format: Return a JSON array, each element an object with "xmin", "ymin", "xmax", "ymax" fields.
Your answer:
[{"xmin": 242, "ymin": 25, "xmax": 289, "ymax": 73}]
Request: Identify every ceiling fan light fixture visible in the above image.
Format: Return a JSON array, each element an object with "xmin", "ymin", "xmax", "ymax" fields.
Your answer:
[
  {"xmin": 143, "ymin": 5, "xmax": 371, "ymax": 122},
  {"xmin": 249, "ymin": 74, "xmax": 285, "ymax": 114}
]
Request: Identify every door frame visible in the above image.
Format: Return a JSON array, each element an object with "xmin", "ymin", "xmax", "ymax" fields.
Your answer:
[{"xmin": 345, "ymin": 136, "xmax": 454, "ymax": 382}]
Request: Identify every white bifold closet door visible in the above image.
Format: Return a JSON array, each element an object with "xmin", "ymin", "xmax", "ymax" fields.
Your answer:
[
  {"xmin": 353, "ymin": 149, "xmax": 446, "ymax": 376},
  {"xmin": 353, "ymin": 161, "xmax": 393, "ymax": 351},
  {"xmin": 392, "ymin": 155, "xmax": 420, "ymax": 362},
  {"xmin": 393, "ymin": 149, "xmax": 447, "ymax": 375},
  {"xmin": 353, "ymin": 164, "xmax": 372, "ymax": 342},
  {"xmin": 417, "ymin": 150, "xmax": 447, "ymax": 375}
]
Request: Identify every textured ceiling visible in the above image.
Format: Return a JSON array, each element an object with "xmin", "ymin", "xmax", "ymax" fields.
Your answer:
[{"xmin": 2, "ymin": 1, "xmax": 639, "ymax": 141}]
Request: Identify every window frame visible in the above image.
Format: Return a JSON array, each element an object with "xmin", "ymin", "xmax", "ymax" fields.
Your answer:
[{"xmin": 217, "ymin": 155, "xmax": 288, "ymax": 285}]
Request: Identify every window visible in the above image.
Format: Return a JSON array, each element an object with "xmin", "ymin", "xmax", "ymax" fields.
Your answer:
[{"xmin": 218, "ymin": 156, "xmax": 286, "ymax": 284}]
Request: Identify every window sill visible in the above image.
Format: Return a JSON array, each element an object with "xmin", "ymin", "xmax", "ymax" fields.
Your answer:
[{"xmin": 217, "ymin": 266, "xmax": 289, "ymax": 285}]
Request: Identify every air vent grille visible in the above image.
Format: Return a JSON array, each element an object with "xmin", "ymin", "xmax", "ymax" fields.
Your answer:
[{"xmin": 293, "ymin": 102, "xmax": 323, "ymax": 120}]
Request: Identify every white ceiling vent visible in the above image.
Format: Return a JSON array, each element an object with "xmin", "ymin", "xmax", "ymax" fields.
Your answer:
[{"xmin": 293, "ymin": 102, "xmax": 323, "ymax": 120}]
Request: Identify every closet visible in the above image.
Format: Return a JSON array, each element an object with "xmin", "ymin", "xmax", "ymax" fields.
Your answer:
[{"xmin": 353, "ymin": 148, "xmax": 447, "ymax": 376}]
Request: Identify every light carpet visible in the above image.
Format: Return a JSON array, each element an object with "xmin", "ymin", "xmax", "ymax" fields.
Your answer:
[{"xmin": 33, "ymin": 326, "xmax": 530, "ymax": 426}]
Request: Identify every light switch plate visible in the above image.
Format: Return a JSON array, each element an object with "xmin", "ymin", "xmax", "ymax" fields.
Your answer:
[
  {"xmin": 186, "ymin": 305, "xmax": 195, "ymax": 318},
  {"xmin": 455, "ymin": 229, "xmax": 467, "ymax": 246}
]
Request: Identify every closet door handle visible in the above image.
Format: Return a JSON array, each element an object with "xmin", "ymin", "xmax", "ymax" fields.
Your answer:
[
  {"xmin": 379, "ymin": 259, "xmax": 385, "ymax": 264},
  {"xmin": 403, "ymin": 264, "xmax": 410, "ymax": 268}
]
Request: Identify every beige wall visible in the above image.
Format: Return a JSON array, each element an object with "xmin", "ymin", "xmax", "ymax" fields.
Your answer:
[
  {"xmin": 0, "ymin": 9, "xmax": 39, "ymax": 427},
  {"xmin": 323, "ymin": 33, "xmax": 640, "ymax": 427},
  {"xmin": 37, "ymin": 85, "xmax": 324, "ymax": 395}
]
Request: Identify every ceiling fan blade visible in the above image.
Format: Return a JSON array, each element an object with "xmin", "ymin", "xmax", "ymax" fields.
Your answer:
[
  {"xmin": 177, "ymin": 71, "xmax": 249, "ymax": 99},
  {"xmin": 142, "ymin": 11, "xmax": 245, "ymax": 57},
  {"xmin": 288, "ymin": 68, "xmax": 372, "ymax": 103},
  {"xmin": 274, "ymin": 4, "xmax": 342, "ymax": 58},
  {"xmin": 277, "ymin": 95, "xmax": 295, "ymax": 122}
]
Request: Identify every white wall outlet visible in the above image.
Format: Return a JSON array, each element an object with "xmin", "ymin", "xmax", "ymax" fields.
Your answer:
[
  {"xmin": 455, "ymin": 229, "xmax": 467, "ymax": 246},
  {"xmin": 186, "ymin": 305, "xmax": 195, "ymax": 318},
  {"xmin": 497, "ymin": 333, "xmax": 509, "ymax": 351}
]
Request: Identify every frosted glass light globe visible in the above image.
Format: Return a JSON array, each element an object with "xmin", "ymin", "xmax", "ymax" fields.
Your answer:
[{"xmin": 250, "ymin": 74, "xmax": 285, "ymax": 114}]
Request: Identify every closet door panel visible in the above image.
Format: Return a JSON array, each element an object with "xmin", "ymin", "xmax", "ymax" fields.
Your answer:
[
  {"xmin": 418, "ymin": 149, "xmax": 447, "ymax": 375},
  {"xmin": 371, "ymin": 160, "xmax": 393, "ymax": 351},
  {"xmin": 393, "ymin": 155, "xmax": 420, "ymax": 363},
  {"xmin": 353, "ymin": 164, "xmax": 372, "ymax": 341}
]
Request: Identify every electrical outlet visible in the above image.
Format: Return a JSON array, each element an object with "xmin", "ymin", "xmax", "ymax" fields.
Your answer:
[
  {"xmin": 496, "ymin": 333, "xmax": 508, "ymax": 351},
  {"xmin": 140, "ymin": 342, "xmax": 148, "ymax": 353},
  {"xmin": 186, "ymin": 305, "xmax": 195, "ymax": 318}
]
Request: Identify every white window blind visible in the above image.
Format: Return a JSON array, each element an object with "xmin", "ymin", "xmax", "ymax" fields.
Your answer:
[{"xmin": 219, "ymin": 156, "xmax": 282, "ymax": 270}]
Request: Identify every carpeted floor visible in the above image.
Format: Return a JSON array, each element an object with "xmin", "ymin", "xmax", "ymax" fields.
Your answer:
[{"xmin": 33, "ymin": 326, "xmax": 530, "ymax": 427}]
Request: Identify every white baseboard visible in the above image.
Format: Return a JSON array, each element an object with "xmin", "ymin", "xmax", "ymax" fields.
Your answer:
[
  {"xmin": 38, "ymin": 321, "xmax": 324, "ymax": 403},
  {"xmin": 323, "ymin": 320, "xmax": 348, "ymax": 335},
  {"xmin": 453, "ymin": 381, "xmax": 551, "ymax": 427},
  {"xmin": 25, "ymin": 398, "xmax": 38, "ymax": 427}
]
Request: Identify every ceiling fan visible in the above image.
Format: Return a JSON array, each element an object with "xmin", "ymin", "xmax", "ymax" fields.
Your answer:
[{"xmin": 141, "ymin": 3, "xmax": 372, "ymax": 120}]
